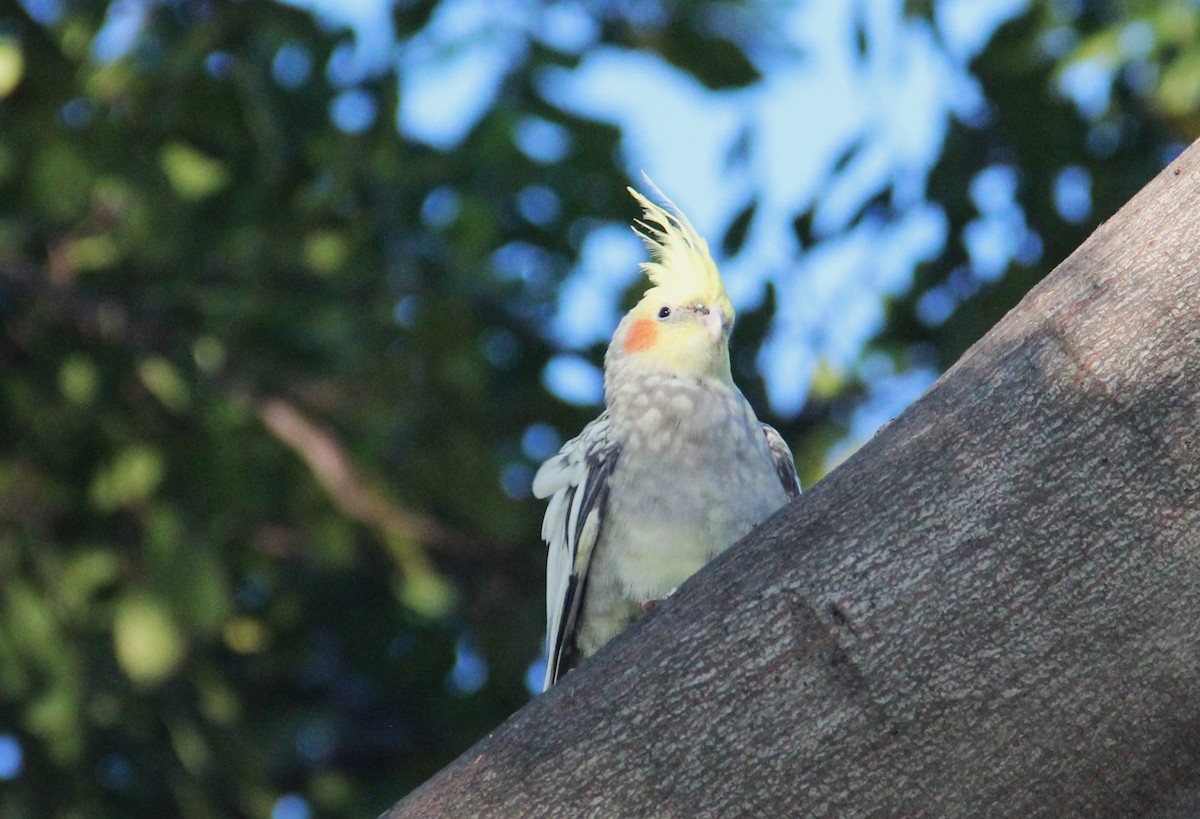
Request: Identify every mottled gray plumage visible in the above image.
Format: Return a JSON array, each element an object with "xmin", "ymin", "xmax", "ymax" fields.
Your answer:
[
  {"xmin": 533, "ymin": 183, "xmax": 800, "ymax": 691},
  {"xmin": 534, "ymin": 372, "xmax": 798, "ymax": 688}
]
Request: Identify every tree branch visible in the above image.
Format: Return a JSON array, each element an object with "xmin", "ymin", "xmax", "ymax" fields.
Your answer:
[
  {"xmin": 387, "ymin": 142, "xmax": 1200, "ymax": 815},
  {"xmin": 0, "ymin": 256, "xmax": 490, "ymax": 570},
  {"xmin": 256, "ymin": 396, "xmax": 486, "ymax": 590}
]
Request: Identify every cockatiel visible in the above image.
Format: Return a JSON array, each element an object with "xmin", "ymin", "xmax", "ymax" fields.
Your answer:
[{"xmin": 532, "ymin": 183, "xmax": 801, "ymax": 691}]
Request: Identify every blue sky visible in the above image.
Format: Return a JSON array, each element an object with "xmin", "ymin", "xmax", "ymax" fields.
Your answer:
[
  {"xmin": 279, "ymin": 0, "xmax": 1031, "ymax": 464},
  {"xmin": 89, "ymin": 0, "xmax": 1041, "ymax": 455}
]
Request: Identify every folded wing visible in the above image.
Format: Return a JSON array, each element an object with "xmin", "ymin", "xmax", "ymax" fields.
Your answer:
[
  {"xmin": 762, "ymin": 422, "xmax": 801, "ymax": 500},
  {"xmin": 532, "ymin": 414, "xmax": 621, "ymax": 690}
]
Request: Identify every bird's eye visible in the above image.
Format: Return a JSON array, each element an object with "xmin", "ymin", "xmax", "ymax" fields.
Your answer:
[{"xmin": 657, "ymin": 306, "xmax": 671, "ymax": 319}]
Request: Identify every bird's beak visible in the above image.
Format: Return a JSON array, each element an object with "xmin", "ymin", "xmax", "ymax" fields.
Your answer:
[{"xmin": 701, "ymin": 304, "xmax": 726, "ymax": 343}]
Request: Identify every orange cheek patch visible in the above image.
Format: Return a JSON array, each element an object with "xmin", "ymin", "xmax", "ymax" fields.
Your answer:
[{"xmin": 623, "ymin": 318, "xmax": 658, "ymax": 353}]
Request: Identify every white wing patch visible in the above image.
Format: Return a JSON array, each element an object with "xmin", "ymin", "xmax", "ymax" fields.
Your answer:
[
  {"xmin": 762, "ymin": 423, "xmax": 801, "ymax": 500},
  {"xmin": 531, "ymin": 414, "xmax": 620, "ymax": 691}
]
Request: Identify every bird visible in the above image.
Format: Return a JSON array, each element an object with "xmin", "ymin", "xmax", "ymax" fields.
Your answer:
[{"xmin": 532, "ymin": 181, "xmax": 801, "ymax": 691}]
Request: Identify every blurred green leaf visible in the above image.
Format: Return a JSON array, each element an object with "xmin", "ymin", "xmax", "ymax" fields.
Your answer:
[
  {"xmin": 63, "ymin": 234, "xmax": 121, "ymax": 272},
  {"xmin": 113, "ymin": 594, "xmax": 187, "ymax": 685},
  {"xmin": 90, "ymin": 446, "xmax": 165, "ymax": 511},
  {"xmin": 305, "ymin": 230, "xmax": 349, "ymax": 274},
  {"xmin": 167, "ymin": 718, "xmax": 212, "ymax": 776},
  {"xmin": 395, "ymin": 562, "xmax": 458, "ymax": 619},
  {"xmin": 138, "ymin": 356, "xmax": 189, "ymax": 412},
  {"xmin": 1064, "ymin": 28, "xmax": 1121, "ymax": 67},
  {"xmin": 0, "ymin": 37, "xmax": 24, "ymax": 98},
  {"xmin": 32, "ymin": 143, "xmax": 92, "ymax": 221},
  {"xmin": 721, "ymin": 198, "xmax": 756, "ymax": 257},
  {"xmin": 222, "ymin": 615, "xmax": 270, "ymax": 654},
  {"xmin": 58, "ymin": 355, "xmax": 98, "ymax": 405},
  {"xmin": 809, "ymin": 360, "xmax": 845, "ymax": 401},
  {"xmin": 1159, "ymin": 47, "xmax": 1200, "ymax": 116},
  {"xmin": 657, "ymin": 24, "xmax": 761, "ymax": 90},
  {"xmin": 27, "ymin": 683, "xmax": 84, "ymax": 765},
  {"xmin": 159, "ymin": 142, "xmax": 231, "ymax": 201},
  {"xmin": 5, "ymin": 582, "xmax": 69, "ymax": 680},
  {"xmin": 192, "ymin": 336, "xmax": 226, "ymax": 374},
  {"xmin": 59, "ymin": 547, "xmax": 122, "ymax": 616}
]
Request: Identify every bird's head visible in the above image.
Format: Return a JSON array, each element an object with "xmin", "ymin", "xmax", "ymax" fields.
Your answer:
[{"xmin": 607, "ymin": 183, "xmax": 735, "ymax": 386}]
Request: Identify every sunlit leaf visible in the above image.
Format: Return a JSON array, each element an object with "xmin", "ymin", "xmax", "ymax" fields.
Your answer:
[
  {"xmin": 395, "ymin": 565, "xmax": 457, "ymax": 619},
  {"xmin": 167, "ymin": 718, "xmax": 212, "ymax": 776},
  {"xmin": 160, "ymin": 142, "xmax": 231, "ymax": 200},
  {"xmin": 305, "ymin": 230, "xmax": 349, "ymax": 274},
  {"xmin": 1152, "ymin": 4, "xmax": 1199, "ymax": 47},
  {"xmin": 222, "ymin": 616, "xmax": 270, "ymax": 653},
  {"xmin": 84, "ymin": 61, "xmax": 136, "ymax": 101},
  {"xmin": 113, "ymin": 594, "xmax": 187, "ymax": 685},
  {"xmin": 138, "ymin": 356, "xmax": 189, "ymax": 412},
  {"xmin": 60, "ymin": 19, "xmax": 90, "ymax": 61},
  {"xmin": 59, "ymin": 356, "xmax": 98, "ymax": 405},
  {"xmin": 0, "ymin": 38, "xmax": 24, "ymax": 98},
  {"xmin": 58, "ymin": 547, "xmax": 122, "ymax": 616},
  {"xmin": 196, "ymin": 669, "xmax": 241, "ymax": 725},
  {"xmin": 26, "ymin": 684, "xmax": 83, "ymax": 765},
  {"xmin": 6, "ymin": 582, "xmax": 64, "ymax": 664},
  {"xmin": 809, "ymin": 360, "xmax": 845, "ymax": 400},
  {"xmin": 1064, "ymin": 28, "xmax": 1122, "ymax": 67},
  {"xmin": 1158, "ymin": 47, "xmax": 1200, "ymax": 117},
  {"xmin": 90, "ymin": 446, "xmax": 164, "ymax": 511},
  {"xmin": 63, "ymin": 234, "xmax": 121, "ymax": 272}
]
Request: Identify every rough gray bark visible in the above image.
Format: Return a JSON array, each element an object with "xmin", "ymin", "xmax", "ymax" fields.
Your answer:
[{"xmin": 388, "ymin": 139, "xmax": 1200, "ymax": 817}]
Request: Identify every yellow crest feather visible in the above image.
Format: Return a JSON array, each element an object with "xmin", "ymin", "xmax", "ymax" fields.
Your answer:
[{"xmin": 627, "ymin": 180, "xmax": 730, "ymax": 308}]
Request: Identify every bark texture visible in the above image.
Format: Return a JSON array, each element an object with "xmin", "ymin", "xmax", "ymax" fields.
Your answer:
[{"xmin": 388, "ymin": 139, "xmax": 1200, "ymax": 817}]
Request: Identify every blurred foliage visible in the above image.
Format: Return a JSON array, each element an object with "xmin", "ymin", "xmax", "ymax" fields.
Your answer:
[
  {"xmin": 0, "ymin": 0, "xmax": 1192, "ymax": 817},
  {"xmin": 879, "ymin": 0, "xmax": 1183, "ymax": 371}
]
